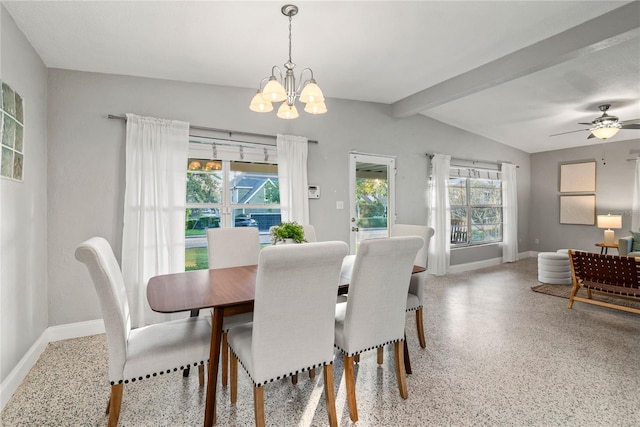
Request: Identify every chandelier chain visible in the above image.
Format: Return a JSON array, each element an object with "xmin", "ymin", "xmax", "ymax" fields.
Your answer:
[{"xmin": 288, "ymin": 14, "xmax": 293, "ymax": 65}]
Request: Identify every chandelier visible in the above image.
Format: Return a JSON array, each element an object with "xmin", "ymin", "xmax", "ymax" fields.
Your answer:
[{"xmin": 249, "ymin": 4, "xmax": 326, "ymax": 119}]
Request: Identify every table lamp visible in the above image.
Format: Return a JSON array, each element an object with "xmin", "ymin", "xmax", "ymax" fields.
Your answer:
[{"xmin": 597, "ymin": 214, "xmax": 622, "ymax": 245}]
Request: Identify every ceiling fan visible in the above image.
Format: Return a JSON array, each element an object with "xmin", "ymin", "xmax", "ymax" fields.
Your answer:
[{"xmin": 549, "ymin": 104, "xmax": 640, "ymax": 140}]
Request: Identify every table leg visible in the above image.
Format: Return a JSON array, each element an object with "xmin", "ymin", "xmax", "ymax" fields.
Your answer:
[
  {"xmin": 204, "ymin": 308, "xmax": 224, "ymax": 427},
  {"xmin": 403, "ymin": 333, "xmax": 412, "ymax": 375}
]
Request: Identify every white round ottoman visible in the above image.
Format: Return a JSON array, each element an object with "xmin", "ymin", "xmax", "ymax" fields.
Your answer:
[{"xmin": 537, "ymin": 251, "xmax": 572, "ymax": 285}]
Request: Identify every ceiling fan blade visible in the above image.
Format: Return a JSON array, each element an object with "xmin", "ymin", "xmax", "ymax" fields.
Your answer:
[
  {"xmin": 549, "ymin": 128, "xmax": 589, "ymax": 137},
  {"xmin": 587, "ymin": 133, "xmax": 596, "ymax": 139},
  {"xmin": 577, "ymin": 122, "xmax": 593, "ymax": 125},
  {"xmin": 621, "ymin": 123, "xmax": 640, "ymax": 130}
]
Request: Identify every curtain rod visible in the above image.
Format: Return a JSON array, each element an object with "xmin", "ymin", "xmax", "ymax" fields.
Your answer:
[
  {"xmin": 107, "ymin": 114, "xmax": 318, "ymax": 144},
  {"xmin": 426, "ymin": 153, "xmax": 519, "ymax": 168}
]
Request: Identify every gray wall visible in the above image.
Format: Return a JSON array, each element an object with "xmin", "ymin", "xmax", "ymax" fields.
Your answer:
[
  {"xmin": 0, "ymin": 6, "xmax": 48, "ymax": 383},
  {"xmin": 531, "ymin": 139, "xmax": 639, "ymax": 253},
  {"xmin": 47, "ymin": 68, "xmax": 531, "ymax": 327}
]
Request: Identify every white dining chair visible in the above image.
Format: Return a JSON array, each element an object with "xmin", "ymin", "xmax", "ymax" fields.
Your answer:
[
  {"xmin": 227, "ymin": 241, "xmax": 348, "ymax": 427},
  {"xmin": 334, "ymin": 236, "xmax": 423, "ymax": 422},
  {"xmin": 266, "ymin": 223, "xmax": 319, "ymax": 383},
  {"xmin": 391, "ymin": 224, "xmax": 435, "ymax": 348},
  {"xmin": 302, "ymin": 224, "xmax": 317, "ymax": 242},
  {"xmin": 75, "ymin": 237, "xmax": 211, "ymax": 427},
  {"xmin": 206, "ymin": 226, "xmax": 260, "ymax": 388}
]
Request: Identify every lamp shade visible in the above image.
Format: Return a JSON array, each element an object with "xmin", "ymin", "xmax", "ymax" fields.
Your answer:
[
  {"xmin": 597, "ymin": 214, "xmax": 622, "ymax": 229},
  {"xmin": 304, "ymin": 101, "xmax": 327, "ymax": 115},
  {"xmin": 276, "ymin": 103, "xmax": 299, "ymax": 120},
  {"xmin": 591, "ymin": 126, "xmax": 620, "ymax": 140},
  {"xmin": 249, "ymin": 92, "xmax": 273, "ymax": 113},
  {"xmin": 262, "ymin": 78, "xmax": 287, "ymax": 102},
  {"xmin": 299, "ymin": 81, "xmax": 325, "ymax": 103}
]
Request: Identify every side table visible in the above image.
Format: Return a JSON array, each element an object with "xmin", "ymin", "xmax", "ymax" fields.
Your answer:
[{"xmin": 595, "ymin": 242, "xmax": 618, "ymax": 255}]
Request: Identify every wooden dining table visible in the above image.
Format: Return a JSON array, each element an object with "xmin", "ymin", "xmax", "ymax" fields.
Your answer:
[{"xmin": 147, "ymin": 263, "xmax": 426, "ymax": 427}]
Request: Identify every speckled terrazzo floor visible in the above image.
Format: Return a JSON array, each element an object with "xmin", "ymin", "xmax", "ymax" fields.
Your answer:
[{"xmin": 3, "ymin": 257, "xmax": 640, "ymax": 426}]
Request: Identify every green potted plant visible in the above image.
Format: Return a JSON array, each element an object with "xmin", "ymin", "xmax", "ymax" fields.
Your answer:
[{"xmin": 270, "ymin": 221, "xmax": 306, "ymax": 244}]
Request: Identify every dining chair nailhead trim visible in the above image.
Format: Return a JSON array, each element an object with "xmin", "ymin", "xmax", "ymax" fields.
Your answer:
[
  {"xmin": 405, "ymin": 306, "xmax": 422, "ymax": 312},
  {"xmin": 110, "ymin": 360, "xmax": 207, "ymax": 385},
  {"xmin": 334, "ymin": 338, "xmax": 404, "ymax": 357},
  {"xmin": 228, "ymin": 348, "xmax": 332, "ymax": 387}
]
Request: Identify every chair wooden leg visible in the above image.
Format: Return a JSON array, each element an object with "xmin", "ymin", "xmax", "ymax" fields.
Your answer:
[
  {"xmin": 403, "ymin": 334, "xmax": 412, "ymax": 375},
  {"xmin": 230, "ymin": 352, "xmax": 238, "ymax": 404},
  {"xmin": 198, "ymin": 364, "xmax": 205, "ymax": 387},
  {"xmin": 292, "ymin": 373, "xmax": 298, "ymax": 384},
  {"xmin": 354, "ymin": 354, "xmax": 360, "ymax": 363},
  {"xmin": 394, "ymin": 341, "xmax": 408, "ymax": 399},
  {"xmin": 377, "ymin": 346, "xmax": 384, "ymax": 365},
  {"xmin": 183, "ymin": 309, "xmax": 201, "ymax": 378},
  {"xmin": 253, "ymin": 385, "xmax": 266, "ymax": 427},
  {"xmin": 323, "ymin": 365, "xmax": 338, "ymax": 427},
  {"xmin": 107, "ymin": 383, "xmax": 123, "ymax": 427},
  {"xmin": 222, "ymin": 332, "xmax": 229, "ymax": 387},
  {"xmin": 567, "ymin": 281, "xmax": 580, "ymax": 308},
  {"xmin": 309, "ymin": 368, "xmax": 316, "ymax": 379},
  {"xmin": 343, "ymin": 355, "xmax": 358, "ymax": 422},
  {"xmin": 416, "ymin": 308, "xmax": 426, "ymax": 348}
]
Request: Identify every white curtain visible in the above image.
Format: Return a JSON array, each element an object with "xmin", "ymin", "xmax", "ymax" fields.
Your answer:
[
  {"xmin": 276, "ymin": 134, "xmax": 309, "ymax": 224},
  {"xmin": 501, "ymin": 162, "xmax": 518, "ymax": 262},
  {"xmin": 632, "ymin": 158, "xmax": 640, "ymax": 232},
  {"xmin": 427, "ymin": 154, "xmax": 451, "ymax": 276},
  {"xmin": 121, "ymin": 114, "xmax": 189, "ymax": 327}
]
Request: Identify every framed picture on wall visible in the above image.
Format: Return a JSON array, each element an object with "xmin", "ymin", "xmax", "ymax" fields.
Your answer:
[
  {"xmin": 559, "ymin": 194, "xmax": 596, "ymax": 225},
  {"xmin": 559, "ymin": 161, "xmax": 596, "ymax": 193}
]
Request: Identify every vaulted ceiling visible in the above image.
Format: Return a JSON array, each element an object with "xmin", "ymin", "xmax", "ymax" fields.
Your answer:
[{"xmin": 3, "ymin": 1, "xmax": 639, "ymax": 153}]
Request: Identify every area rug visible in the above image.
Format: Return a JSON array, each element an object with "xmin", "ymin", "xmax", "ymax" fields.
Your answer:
[{"xmin": 531, "ymin": 283, "xmax": 640, "ymax": 310}]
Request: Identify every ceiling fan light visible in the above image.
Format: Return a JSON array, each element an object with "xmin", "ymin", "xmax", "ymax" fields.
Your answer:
[
  {"xmin": 299, "ymin": 81, "xmax": 325, "ymax": 103},
  {"xmin": 277, "ymin": 103, "xmax": 299, "ymax": 120},
  {"xmin": 249, "ymin": 92, "xmax": 274, "ymax": 112},
  {"xmin": 304, "ymin": 100, "xmax": 327, "ymax": 115},
  {"xmin": 591, "ymin": 124, "xmax": 621, "ymax": 140},
  {"xmin": 262, "ymin": 78, "xmax": 287, "ymax": 102}
]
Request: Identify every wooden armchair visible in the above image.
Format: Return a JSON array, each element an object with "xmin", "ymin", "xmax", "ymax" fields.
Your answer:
[{"xmin": 567, "ymin": 250, "xmax": 640, "ymax": 315}]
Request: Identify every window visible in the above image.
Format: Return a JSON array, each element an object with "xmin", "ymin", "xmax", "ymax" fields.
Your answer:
[
  {"xmin": 449, "ymin": 171, "xmax": 502, "ymax": 246},
  {"xmin": 185, "ymin": 141, "xmax": 280, "ymax": 270}
]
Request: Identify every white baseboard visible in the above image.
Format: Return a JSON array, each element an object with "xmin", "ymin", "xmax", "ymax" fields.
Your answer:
[
  {"xmin": 45, "ymin": 318, "xmax": 105, "ymax": 342},
  {"xmin": 0, "ymin": 319, "xmax": 105, "ymax": 410},
  {"xmin": 448, "ymin": 251, "xmax": 534, "ymax": 274}
]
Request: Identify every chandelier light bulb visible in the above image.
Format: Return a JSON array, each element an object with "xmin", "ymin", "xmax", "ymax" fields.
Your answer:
[
  {"xmin": 262, "ymin": 78, "xmax": 287, "ymax": 103},
  {"xmin": 299, "ymin": 81, "xmax": 325, "ymax": 104},
  {"xmin": 304, "ymin": 101, "xmax": 327, "ymax": 115},
  {"xmin": 249, "ymin": 92, "xmax": 274, "ymax": 113},
  {"xmin": 277, "ymin": 103, "xmax": 299, "ymax": 120}
]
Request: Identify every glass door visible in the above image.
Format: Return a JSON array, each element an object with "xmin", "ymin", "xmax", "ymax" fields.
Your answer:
[{"xmin": 348, "ymin": 153, "xmax": 396, "ymax": 254}]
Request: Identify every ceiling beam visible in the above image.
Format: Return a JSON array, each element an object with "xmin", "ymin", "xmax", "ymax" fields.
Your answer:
[{"xmin": 391, "ymin": 1, "xmax": 640, "ymax": 119}]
